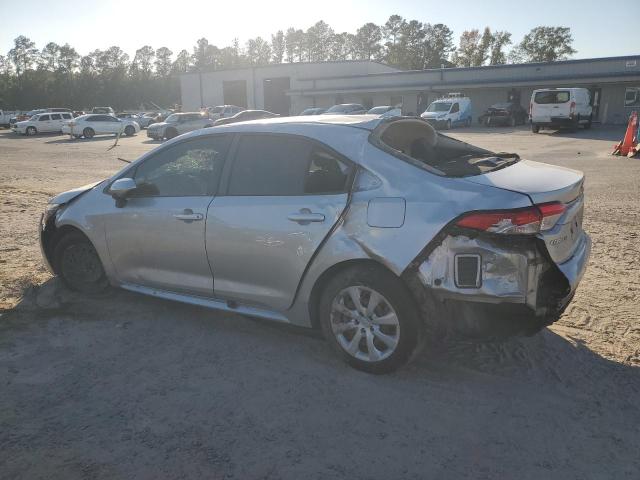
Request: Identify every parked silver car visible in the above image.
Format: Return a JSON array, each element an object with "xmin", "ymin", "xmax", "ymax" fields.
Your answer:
[
  {"xmin": 40, "ymin": 116, "xmax": 590, "ymax": 372},
  {"xmin": 147, "ymin": 112, "xmax": 213, "ymax": 140}
]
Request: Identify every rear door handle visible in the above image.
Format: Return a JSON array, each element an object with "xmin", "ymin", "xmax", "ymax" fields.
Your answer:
[
  {"xmin": 288, "ymin": 212, "xmax": 325, "ymax": 224},
  {"xmin": 174, "ymin": 209, "xmax": 203, "ymax": 222}
]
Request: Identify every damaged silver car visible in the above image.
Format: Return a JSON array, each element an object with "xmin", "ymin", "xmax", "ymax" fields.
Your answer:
[{"xmin": 39, "ymin": 115, "xmax": 590, "ymax": 373}]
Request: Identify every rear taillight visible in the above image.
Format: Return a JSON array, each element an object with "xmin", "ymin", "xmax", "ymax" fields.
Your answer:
[
  {"xmin": 456, "ymin": 202, "xmax": 566, "ymax": 235},
  {"xmin": 538, "ymin": 202, "xmax": 566, "ymax": 231}
]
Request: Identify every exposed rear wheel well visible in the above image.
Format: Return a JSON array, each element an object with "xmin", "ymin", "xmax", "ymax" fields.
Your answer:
[{"xmin": 308, "ymin": 259, "xmax": 403, "ymax": 330}]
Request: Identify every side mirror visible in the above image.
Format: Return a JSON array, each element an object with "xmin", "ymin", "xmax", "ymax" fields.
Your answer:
[{"xmin": 109, "ymin": 178, "xmax": 137, "ymax": 207}]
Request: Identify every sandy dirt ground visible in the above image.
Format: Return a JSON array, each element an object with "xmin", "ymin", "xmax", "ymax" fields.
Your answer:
[{"xmin": 0, "ymin": 126, "xmax": 638, "ymax": 479}]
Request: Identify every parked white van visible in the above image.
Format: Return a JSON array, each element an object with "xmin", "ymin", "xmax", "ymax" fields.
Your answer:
[
  {"xmin": 530, "ymin": 88, "xmax": 592, "ymax": 133},
  {"xmin": 420, "ymin": 94, "xmax": 473, "ymax": 129},
  {"xmin": 12, "ymin": 111, "xmax": 74, "ymax": 135}
]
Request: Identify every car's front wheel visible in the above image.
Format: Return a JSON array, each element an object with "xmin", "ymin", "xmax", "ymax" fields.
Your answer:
[
  {"xmin": 83, "ymin": 127, "xmax": 95, "ymax": 139},
  {"xmin": 319, "ymin": 265, "xmax": 421, "ymax": 373},
  {"xmin": 53, "ymin": 231, "xmax": 109, "ymax": 294},
  {"xmin": 124, "ymin": 125, "xmax": 135, "ymax": 136},
  {"xmin": 26, "ymin": 126, "xmax": 37, "ymax": 136}
]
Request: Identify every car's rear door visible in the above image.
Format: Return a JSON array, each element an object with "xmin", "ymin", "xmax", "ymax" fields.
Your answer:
[
  {"xmin": 205, "ymin": 133, "xmax": 353, "ymax": 311},
  {"xmin": 105, "ymin": 134, "xmax": 233, "ymax": 296},
  {"xmin": 533, "ymin": 90, "xmax": 570, "ymax": 122},
  {"xmin": 49, "ymin": 113, "xmax": 64, "ymax": 132}
]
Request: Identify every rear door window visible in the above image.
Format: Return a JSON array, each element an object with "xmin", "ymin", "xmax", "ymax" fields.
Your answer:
[
  {"xmin": 534, "ymin": 91, "xmax": 570, "ymax": 104},
  {"xmin": 50, "ymin": 114, "xmax": 61, "ymax": 120},
  {"xmin": 227, "ymin": 135, "xmax": 351, "ymax": 196}
]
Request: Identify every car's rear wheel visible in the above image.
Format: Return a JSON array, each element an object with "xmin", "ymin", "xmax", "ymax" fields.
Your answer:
[
  {"xmin": 124, "ymin": 125, "xmax": 135, "ymax": 136},
  {"xmin": 26, "ymin": 126, "xmax": 37, "ymax": 136},
  {"xmin": 584, "ymin": 114, "xmax": 592, "ymax": 130},
  {"xmin": 53, "ymin": 232, "xmax": 109, "ymax": 294},
  {"xmin": 83, "ymin": 127, "xmax": 95, "ymax": 139},
  {"xmin": 165, "ymin": 127, "xmax": 178, "ymax": 140},
  {"xmin": 531, "ymin": 123, "xmax": 540, "ymax": 133},
  {"xmin": 319, "ymin": 265, "xmax": 421, "ymax": 374}
]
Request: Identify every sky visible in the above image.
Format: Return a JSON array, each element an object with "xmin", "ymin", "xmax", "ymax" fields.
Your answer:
[{"xmin": 0, "ymin": 0, "xmax": 636, "ymax": 60}]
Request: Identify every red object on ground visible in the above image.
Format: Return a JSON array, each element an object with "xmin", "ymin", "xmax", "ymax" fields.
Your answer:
[{"xmin": 612, "ymin": 111, "xmax": 638, "ymax": 156}]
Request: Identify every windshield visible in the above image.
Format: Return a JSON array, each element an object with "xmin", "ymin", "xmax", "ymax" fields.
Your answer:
[
  {"xmin": 165, "ymin": 114, "xmax": 180, "ymax": 123},
  {"xmin": 368, "ymin": 106, "xmax": 390, "ymax": 114},
  {"xmin": 29, "ymin": 115, "xmax": 38, "ymax": 120},
  {"xmin": 534, "ymin": 91, "xmax": 570, "ymax": 104},
  {"xmin": 209, "ymin": 107, "xmax": 223, "ymax": 113},
  {"xmin": 326, "ymin": 104, "xmax": 360, "ymax": 113},
  {"xmin": 426, "ymin": 102, "xmax": 452, "ymax": 113}
]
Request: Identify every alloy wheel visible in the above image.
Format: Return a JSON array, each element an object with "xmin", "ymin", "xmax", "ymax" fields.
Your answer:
[{"xmin": 330, "ymin": 286, "xmax": 400, "ymax": 362}]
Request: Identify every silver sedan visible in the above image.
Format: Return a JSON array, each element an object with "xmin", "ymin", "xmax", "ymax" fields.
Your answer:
[{"xmin": 39, "ymin": 115, "xmax": 590, "ymax": 373}]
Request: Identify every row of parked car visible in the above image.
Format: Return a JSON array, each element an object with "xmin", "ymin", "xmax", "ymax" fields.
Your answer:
[
  {"xmin": 4, "ymin": 87, "xmax": 594, "ymax": 140},
  {"xmin": 299, "ymin": 87, "xmax": 594, "ymax": 133}
]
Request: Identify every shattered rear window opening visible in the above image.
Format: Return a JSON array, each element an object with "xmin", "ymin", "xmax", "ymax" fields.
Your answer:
[{"xmin": 371, "ymin": 118, "xmax": 520, "ymax": 177}]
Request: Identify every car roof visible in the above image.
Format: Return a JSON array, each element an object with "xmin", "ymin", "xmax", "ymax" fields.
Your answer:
[{"xmin": 210, "ymin": 114, "xmax": 385, "ymax": 131}]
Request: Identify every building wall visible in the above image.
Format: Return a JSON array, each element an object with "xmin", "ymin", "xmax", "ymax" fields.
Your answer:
[
  {"xmin": 181, "ymin": 57, "xmax": 640, "ymax": 123},
  {"xmin": 180, "ymin": 61, "xmax": 398, "ymax": 112}
]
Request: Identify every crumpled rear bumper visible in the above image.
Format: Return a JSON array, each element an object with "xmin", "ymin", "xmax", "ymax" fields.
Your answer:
[{"xmin": 404, "ymin": 231, "xmax": 591, "ymax": 337}]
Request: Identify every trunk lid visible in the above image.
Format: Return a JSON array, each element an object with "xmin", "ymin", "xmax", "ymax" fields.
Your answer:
[
  {"xmin": 463, "ymin": 159, "xmax": 583, "ymax": 204},
  {"xmin": 464, "ymin": 159, "xmax": 586, "ymax": 264}
]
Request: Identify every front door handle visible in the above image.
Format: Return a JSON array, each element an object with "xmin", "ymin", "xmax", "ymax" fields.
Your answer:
[
  {"xmin": 288, "ymin": 210, "xmax": 325, "ymax": 224},
  {"xmin": 173, "ymin": 209, "xmax": 203, "ymax": 222}
]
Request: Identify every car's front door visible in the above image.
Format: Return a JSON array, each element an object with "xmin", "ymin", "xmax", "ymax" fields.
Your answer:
[
  {"xmin": 206, "ymin": 134, "xmax": 353, "ymax": 311},
  {"xmin": 38, "ymin": 114, "xmax": 53, "ymax": 132},
  {"xmin": 105, "ymin": 134, "xmax": 232, "ymax": 296}
]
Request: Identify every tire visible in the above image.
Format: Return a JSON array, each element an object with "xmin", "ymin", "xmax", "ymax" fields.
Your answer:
[
  {"xmin": 165, "ymin": 127, "xmax": 178, "ymax": 140},
  {"xmin": 531, "ymin": 123, "xmax": 540, "ymax": 134},
  {"xmin": 53, "ymin": 231, "xmax": 109, "ymax": 295},
  {"xmin": 124, "ymin": 125, "xmax": 135, "ymax": 136},
  {"xmin": 26, "ymin": 126, "xmax": 37, "ymax": 136},
  {"xmin": 584, "ymin": 115, "xmax": 592, "ymax": 130},
  {"xmin": 445, "ymin": 119, "xmax": 451, "ymax": 130},
  {"xmin": 318, "ymin": 265, "xmax": 422, "ymax": 374},
  {"xmin": 83, "ymin": 127, "xmax": 95, "ymax": 139}
]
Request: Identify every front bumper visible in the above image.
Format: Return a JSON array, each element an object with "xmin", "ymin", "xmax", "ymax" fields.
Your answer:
[
  {"xmin": 405, "ymin": 231, "xmax": 591, "ymax": 337},
  {"xmin": 422, "ymin": 118, "xmax": 447, "ymax": 129}
]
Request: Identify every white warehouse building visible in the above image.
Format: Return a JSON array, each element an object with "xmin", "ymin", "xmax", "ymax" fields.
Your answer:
[{"xmin": 180, "ymin": 55, "xmax": 640, "ymax": 124}]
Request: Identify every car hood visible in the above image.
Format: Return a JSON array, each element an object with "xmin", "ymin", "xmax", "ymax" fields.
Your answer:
[
  {"xmin": 421, "ymin": 112, "xmax": 446, "ymax": 119},
  {"xmin": 463, "ymin": 159, "xmax": 584, "ymax": 204},
  {"xmin": 50, "ymin": 180, "xmax": 104, "ymax": 205},
  {"xmin": 15, "ymin": 121, "xmax": 31, "ymax": 126}
]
